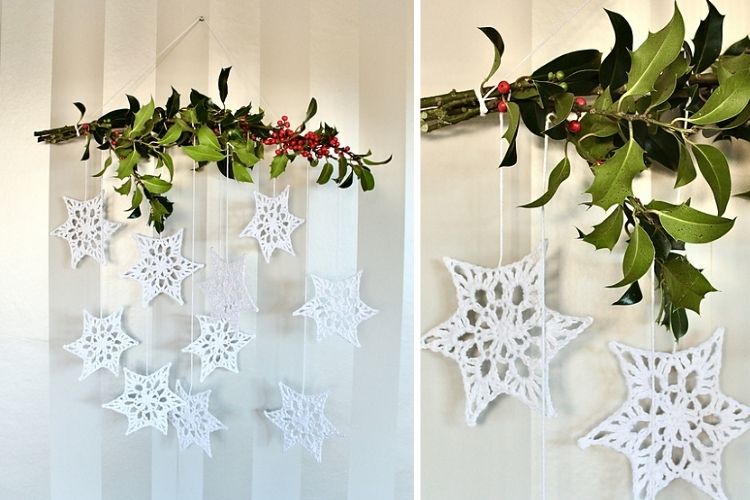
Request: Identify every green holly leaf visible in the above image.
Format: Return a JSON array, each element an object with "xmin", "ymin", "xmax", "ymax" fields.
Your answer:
[
  {"xmin": 586, "ymin": 136, "xmax": 645, "ymax": 209},
  {"xmin": 317, "ymin": 162, "xmax": 334, "ymax": 184},
  {"xmin": 130, "ymin": 98, "xmax": 155, "ymax": 137},
  {"xmin": 651, "ymin": 202, "xmax": 735, "ymax": 243},
  {"xmin": 270, "ymin": 154, "xmax": 289, "ymax": 178},
  {"xmin": 661, "ymin": 254, "xmax": 715, "ymax": 313},
  {"xmin": 609, "ymin": 223, "xmax": 654, "ymax": 288},
  {"xmin": 689, "ymin": 69, "xmax": 750, "ymax": 125},
  {"xmin": 230, "ymin": 140, "xmax": 260, "ymax": 167},
  {"xmin": 232, "ymin": 163, "xmax": 253, "ymax": 183},
  {"xmin": 183, "ymin": 144, "xmax": 225, "ymax": 163},
  {"xmin": 674, "ymin": 144, "xmax": 696, "ymax": 188},
  {"xmin": 692, "ymin": 0, "xmax": 724, "ymax": 73},
  {"xmin": 520, "ymin": 157, "xmax": 570, "ymax": 208},
  {"xmin": 158, "ymin": 122, "xmax": 184, "ymax": 146},
  {"xmin": 478, "ymin": 27, "xmax": 504, "ymax": 87},
  {"xmin": 613, "ymin": 280, "xmax": 642, "ymax": 306},
  {"xmin": 691, "ymin": 143, "xmax": 731, "ymax": 215},
  {"xmin": 599, "ymin": 10, "xmax": 633, "ymax": 90},
  {"xmin": 621, "ymin": 4, "xmax": 684, "ymax": 100},
  {"xmin": 669, "ymin": 306, "xmax": 689, "ymax": 339},
  {"xmin": 148, "ymin": 196, "xmax": 173, "ymax": 233},
  {"xmin": 500, "ymin": 101, "xmax": 520, "ymax": 167},
  {"xmin": 114, "ymin": 178, "xmax": 131, "ymax": 195},
  {"xmin": 649, "ymin": 55, "xmax": 689, "ymax": 110},
  {"xmin": 116, "ymin": 149, "xmax": 140, "ymax": 179},
  {"xmin": 218, "ymin": 66, "xmax": 231, "ymax": 105},
  {"xmin": 158, "ymin": 152, "xmax": 174, "ymax": 181},
  {"xmin": 547, "ymin": 93, "xmax": 574, "ymax": 130},
  {"xmin": 197, "ymin": 125, "xmax": 221, "ymax": 149},
  {"xmin": 581, "ymin": 206, "xmax": 624, "ymax": 250},
  {"xmin": 140, "ymin": 175, "xmax": 172, "ymax": 194}
]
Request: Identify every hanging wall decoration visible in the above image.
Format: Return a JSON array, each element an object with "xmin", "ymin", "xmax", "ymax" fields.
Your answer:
[
  {"xmin": 182, "ymin": 315, "xmax": 255, "ymax": 382},
  {"xmin": 420, "ymin": 0, "xmax": 750, "ymax": 340},
  {"xmin": 123, "ymin": 228, "xmax": 204, "ymax": 306},
  {"xmin": 239, "ymin": 185, "xmax": 305, "ymax": 263},
  {"xmin": 102, "ymin": 363, "xmax": 185, "ymax": 436},
  {"xmin": 264, "ymin": 381, "xmax": 340, "ymax": 463},
  {"xmin": 293, "ymin": 271, "xmax": 378, "ymax": 347},
  {"xmin": 422, "ymin": 243, "xmax": 592, "ymax": 425},
  {"xmin": 579, "ymin": 328, "xmax": 750, "ymax": 500},
  {"xmin": 63, "ymin": 309, "xmax": 139, "ymax": 380},
  {"xmin": 199, "ymin": 249, "xmax": 258, "ymax": 324},
  {"xmin": 170, "ymin": 380, "xmax": 227, "ymax": 458},
  {"xmin": 50, "ymin": 192, "xmax": 121, "ymax": 268}
]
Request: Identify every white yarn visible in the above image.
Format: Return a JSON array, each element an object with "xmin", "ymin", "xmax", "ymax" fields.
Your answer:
[
  {"xmin": 239, "ymin": 185, "xmax": 305, "ymax": 263},
  {"xmin": 169, "ymin": 380, "xmax": 226, "ymax": 458},
  {"xmin": 182, "ymin": 314, "xmax": 255, "ymax": 382}
]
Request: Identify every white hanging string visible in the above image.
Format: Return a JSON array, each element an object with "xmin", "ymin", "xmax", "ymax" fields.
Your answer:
[
  {"xmin": 189, "ymin": 141, "xmax": 197, "ymax": 392},
  {"xmin": 649, "ymin": 265, "xmax": 656, "ymax": 500},
  {"xmin": 301, "ymin": 162, "xmax": 311, "ymax": 394},
  {"xmin": 498, "ymin": 112, "xmax": 505, "ymax": 265}
]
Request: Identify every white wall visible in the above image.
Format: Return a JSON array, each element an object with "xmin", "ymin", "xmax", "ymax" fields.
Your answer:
[
  {"xmin": 421, "ymin": 0, "xmax": 750, "ymax": 498},
  {"xmin": 0, "ymin": 1, "xmax": 413, "ymax": 499}
]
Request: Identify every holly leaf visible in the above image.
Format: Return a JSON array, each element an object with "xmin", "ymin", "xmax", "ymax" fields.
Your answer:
[
  {"xmin": 197, "ymin": 125, "xmax": 221, "ymax": 149},
  {"xmin": 165, "ymin": 87, "xmax": 180, "ymax": 118},
  {"xmin": 621, "ymin": 4, "xmax": 684, "ymax": 100},
  {"xmin": 520, "ymin": 157, "xmax": 570, "ymax": 208},
  {"xmin": 674, "ymin": 144, "xmax": 696, "ymax": 188},
  {"xmin": 317, "ymin": 162, "xmax": 334, "ymax": 184},
  {"xmin": 661, "ymin": 254, "xmax": 715, "ymax": 313},
  {"xmin": 532, "ymin": 50, "xmax": 602, "ymax": 80},
  {"xmin": 158, "ymin": 122, "xmax": 184, "ymax": 146},
  {"xmin": 609, "ymin": 223, "xmax": 654, "ymax": 288},
  {"xmin": 270, "ymin": 154, "xmax": 289, "ymax": 178},
  {"xmin": 724, "ymin": 36, "xmax": 750, "ymax": 56},
  {"xmin": 692, "ymin": 0, "xmax": 724, "ymax": 73},
  {"xmin": 130, "ymin": 98, "xmax": 155, "ymax": 137},
  {"xmin": 148, "ymin": 196, "xmax": 173, "ymax": 233},
  {"xmin": 500, "ymin": 101, "xmax": 520, "ymax": 167},
  {"xmin": 116, "ymin": 149, "xmax": 140, "ymax": 179},
  {"xmin": 478, "ymin": 27, "xmax": 504, "ymax": 87},
  {"xmin": 218, "ymin": 66, "xmax": 231, "ymax": 105},
  {"xmin": 547, "ymin": 93, "xmax": 574, "ymax": 130},
  {"xmin": 690, "ymin": 69, "xmax": 750, "ymax": 125},
  {"xmin": 599, "ymin": 10, "xmax": 633, "ymax": 90},
  {"xmin": 140, "ymin": 174, "xmax": 172, "ymax": 194},
  {"xmin": 651, "ymin": 202, "xmax": 735, "ymax": 243},
  {"xmin": 586, "ymin": 136, "xmax": 646, "ymax": 209},
  {"xmin": 581, "ymin": 206, "xmax": 624, "ymax": 250},
  {"xmin": 232, "ymin": 163, "xmax": 253, "ymax": 183},
  {"xmin": 183, "ymin": 144, "xmax": 225, "ymax": 163},
  {"xmin": 691, "ymin": 143, "xmax": 731, "ymax": 215},
  {"xmin": 613, "ymin": 281, "xmax": 642, "ymax": 306},
  {"xmin": 649, "ymin": 55, "xmax": 689, "ymax": 110}
]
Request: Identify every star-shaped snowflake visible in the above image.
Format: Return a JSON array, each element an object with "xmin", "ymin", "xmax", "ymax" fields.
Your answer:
[
  {"xmin": 239, "ymin": 185, "xmax": 304, "ymax": 263},
  {"xmin": 579, "ymin": 328, "xmax": 750, "ymax": 500},
  {"xmin": 199, "ymin": 250, "xmax": 258, "ymax": 325},
  {"xmin": 102, "ymin": 363, "xmax": 184, "ymax": 435},
  {"xmin": 169, "ymin": 380, "xmax": 226, "ymax": 457},
  {"xmin": 264, "ymin": 382, "xmax": 339, "ymax": 462},
  {"xmin": 182, "ymin": 315, "xmax": 255, "ymax": 382},
  {"xmin": 122, "ymin": 228, "xmax": 204, "ymax": 306},
  {"xmin": 50, "ymin": 192, "xmax": 121, "ymax": 268},
  {"xmin": 63, "ymin": 309, "xmax": 138, "ymax": 380},
  {"xmin": 293, "ymin": 271, "xmax": 378, "ymax": 347},
  {"xmin": 422, "ymin": 243, "xmax": 592, "ymax": 426}
]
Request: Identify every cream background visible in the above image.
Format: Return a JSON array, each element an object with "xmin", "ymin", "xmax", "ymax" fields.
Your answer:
[
  {"xmin": 0, "ymin": 1, "xmax": 412, "ymax": 499},
  {"xmin": 421, "ymin": 0, "xmax": 750, "ymax": 499}
]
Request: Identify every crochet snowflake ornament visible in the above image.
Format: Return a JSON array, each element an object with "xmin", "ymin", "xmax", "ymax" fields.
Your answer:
[
  {"xmin": 239, "ymin": 185, "xmax": 304, "ymax": 263},
  {"xmin": 264, "ymin": 382, "xmax": 339, "ymax": 463},
  {"xmin": 199, "ymin": 249, "xmax": 258, "ymax": 324},
  {"xmin": 169, "ymin": 380, "xmax": 226, "ymax": 457},
  {"xmin": 579, "ymin": 328, "xmax": 750, "ymax": 500},
  {"xmin": 50, "ymin": 192, "xmax": 121, "ymax": 267},
  {"xmin": 293, "ymin": 271, "xmax": 378, "ymax": 347},
  {"xmin": 102, "ymin": 363, "xmax": 184, "ymax": 435},
  {"xmin": 122, "ymin": 228, "xmax": 204, "ymax": 306},
  {"xmin": 422, "ymin": 243, "xmax": 592, "ymax": 426},
  {"xmin": 63, "ymin": 309, "xmax": 138, "ymax": 380},
  {"xmin": 182, "ymin": 315, "xmax": 255, "ymax": 382}
]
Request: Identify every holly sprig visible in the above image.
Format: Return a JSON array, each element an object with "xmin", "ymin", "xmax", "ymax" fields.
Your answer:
[
  {"xmin": 35, "ymin": 67, "xmax": 391, "ymax": 232},
  {"xmin": 421, "ymin": 1, "xmax": 750, "ymax": 339}
]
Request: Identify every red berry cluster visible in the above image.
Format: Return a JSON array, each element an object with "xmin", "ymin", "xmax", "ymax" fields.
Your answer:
[
  {"xmin": 566, "ymin": 96, "xmax": 587, "ymax": 134},
  {"xmin": 496, "ymin": 80, "xmax": 510, "ymax": 113},
  {"xmin": 262, "ymin": 115, "xmax": 349, "ymax": 160}
]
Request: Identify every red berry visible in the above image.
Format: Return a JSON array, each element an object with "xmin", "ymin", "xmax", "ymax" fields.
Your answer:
[
  {"xmin": 497, "ymin": 80, "xmax": 511, "ymax": 94},
  {"xmin": 567, "ymin": 120, "xmax": 582, "ymax": 134},
  {"xmin": 574, "ymin": 97, "xmax": 586, "ymax": 108},
  {"xmin": 497, "ymin": 100, "xmax": 508, "ymax": 113},
  {"xmin": 281, "ymin": 115, "xmax": 288, "ymax": 121}
]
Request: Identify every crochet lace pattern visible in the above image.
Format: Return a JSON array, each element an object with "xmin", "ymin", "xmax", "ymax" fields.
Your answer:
[
  {"xmin": 169, "ymin": 380, "xmax": 226, "ymax": 458},
  {"xmin": 422, "ymin": 243, "xmax": 592, "ymax": 425},
  {"xmin": 102, "ymin": 363, "xmax": 184, "ymax": 435},
  {"xmin": 182, "ymin": 315, "xmax": 255, "ymax": 382},
  {"xmin": 122, "ymin": 228, "xmax": 204, "ymax": 306},
  {"xmin": 264, "ymin": 382, "xmax": 339, "ymax": 463},
  {"xmin": 239, "ymin": 185, "xmax": 304, "ymax": 263},
  {"xmin": 199, "ymin": 249, "xmax": 258, "ymax": 325},
  {"xmin": 63, "ymin": 309, "xmax": 138, "ymax": 380},
  {"xmin": 579, "ymin": 329, "xmax": 750, "ymax": 500},
  {"xmin": 50, "ymin": 192, "xmax": 121, "ymax": 268},
  {"xmin": 293, "ymin": 271, "xmax": 378, "ymax": 347}
]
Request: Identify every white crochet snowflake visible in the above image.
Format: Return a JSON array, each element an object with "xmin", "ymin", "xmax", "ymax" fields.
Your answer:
[
  {"xmin": 169, "ymin": 380, "xmax": 226, "ymax": 457},
  {"xmin": 199, "ymin": 249, "xmax": 258, "ymax": 325},
  {"xmin": 293, "ymin": 271, "xmax": 378, "ymax": 347},
  {"xmin": 50, "ymin": 192, "xmax": 121, "ymax": 268},
  {"xmin": 239, "ymin": 185, "xmax": 304, "ymax": 263},
  {"xmin": 579, "ymin": 328, "xmax": 750, "ymax": 500},
  {"xmin": 182, "ymin": 315, "xmax": 255, "ymax": 382},
  {"xmin": 122, "ymin": 228, "xmax": 204, "ymax": 306},
  {"xmin": 264, "ymin": 382, "xmax": 339, "ymax": 463},
  {"xmin": 422, "ymin": 243, "xmax": 592, "ymax": 426},
  {"xmin": 63, "ymin": 309, "xmax": 138, "ymax": 380},
  {"xmin": 102, "ymin": 363, "xmax": 184, "ymax": 435}
]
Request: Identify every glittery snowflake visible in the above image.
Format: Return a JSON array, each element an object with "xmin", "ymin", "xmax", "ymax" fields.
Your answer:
[
  {"xmin": 293, "ymin": 271, "xmax": 378, "ymax": 347},
  {"xmin": 102, "ymin": 363, "xmax": 184, "ymax": 435},
  {"xmin": 50, "ymin": 192, "xmax": 121, "ymax": 268},
  {"xmin": 122, "ymin": 228, "xmax": 204, "ymax": 306},
  {"xmin": 182, "ymin": 315, "xmax": 255, "ymax": 382},
  {"xmin": 239, "ymin": 185, "xmax": 304, "ymax": 263},
  {"xmin": 199, "ymin": 249, "xmax": 258, "ymax": 325},
  {"xmin": 264, "ymin": 382, "xmax": 339, "ymax": 462},
  {"xmin": 169, "ymin": 380, "xmax": 226, "ymax": 457},
  {"xmin": 422, "ymin": 243, "xmax": 592, "ymax": 425},
  {"xmin": 579, "ymin": 329, "xmax": 750, "ymax": 500},
  {"xmin": 63, "ymin": 309, "xmax": 138, "ymax": 380}
]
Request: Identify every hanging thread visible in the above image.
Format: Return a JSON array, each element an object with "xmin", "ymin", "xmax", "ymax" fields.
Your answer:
[
  {"xmin": 189, "ymin": 142, "xmax": 197, "ymax": 392},
  {"xmin": 498, "ymin": 112, "xmax": 505, "ymax": 265},
  {"xmin": 301, "ymin": 156, "xmax": 311, "ymax": 393}
]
